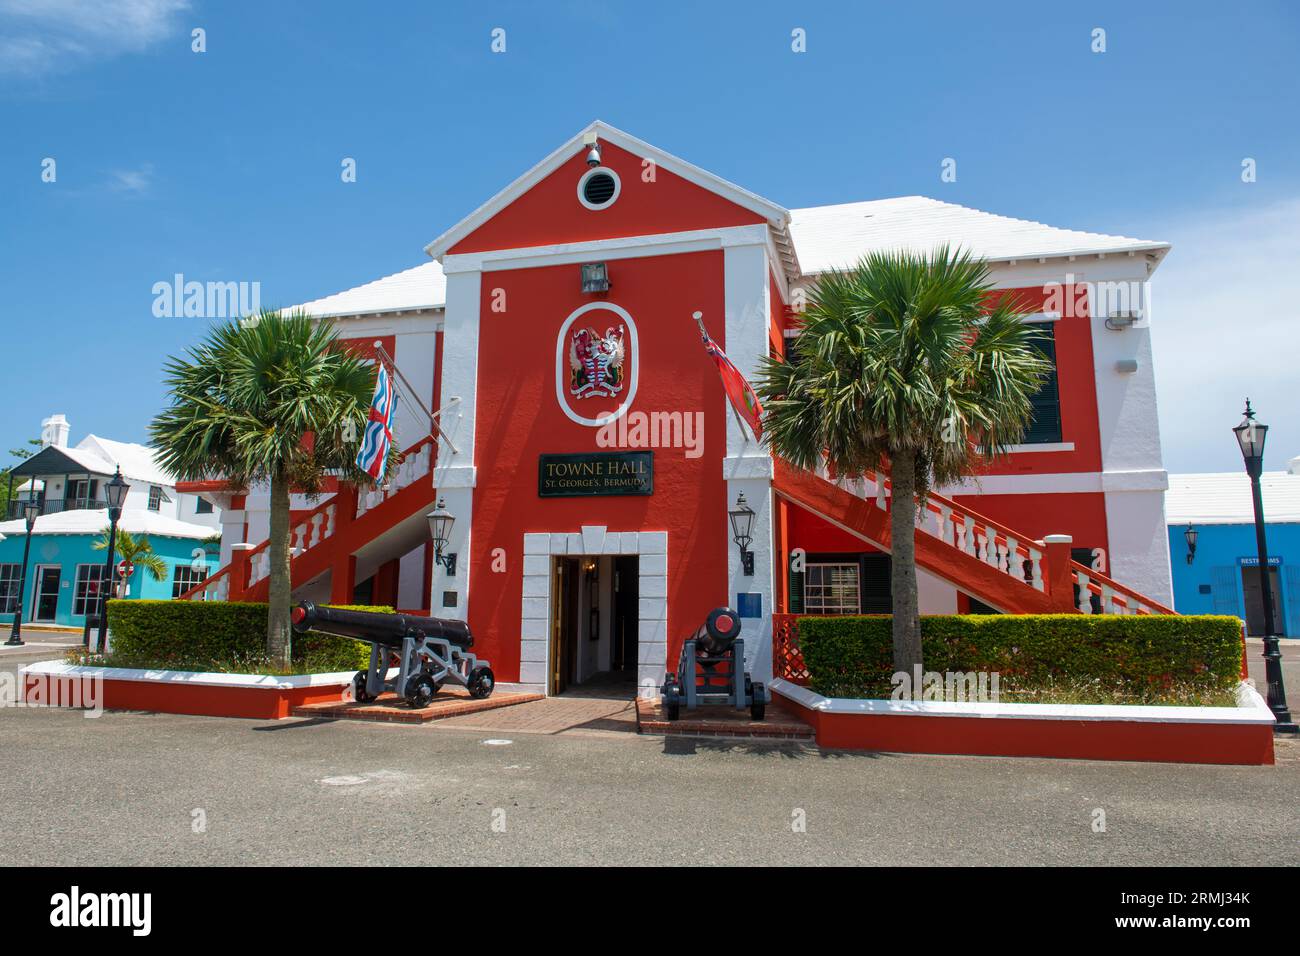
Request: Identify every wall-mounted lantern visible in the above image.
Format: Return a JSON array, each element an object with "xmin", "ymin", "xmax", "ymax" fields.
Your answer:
[
  {"xmin": 1183, "ymin": 524, "xmax": 1198, "ymax": 565},
  {"xmin": 426, "ymin": 498, "xmax": 457, "ymax": 577},
  {"xmin": 728, "ymin": 492, "xmax": 756, "ymax": 576}
]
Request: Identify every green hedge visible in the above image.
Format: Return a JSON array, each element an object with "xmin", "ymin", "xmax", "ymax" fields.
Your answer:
[
  {"xmin": 104, "ymin": 600, "xmax": 395, "ymax": 674},
  {"xmin": 798, "ymin": 614, "xmax": 1244, "ymax": 703}
]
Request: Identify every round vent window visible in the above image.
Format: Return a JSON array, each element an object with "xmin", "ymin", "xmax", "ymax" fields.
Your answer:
[{"xmin": 578, "ymin": 167, "xmax": 621, "ymax": 210}]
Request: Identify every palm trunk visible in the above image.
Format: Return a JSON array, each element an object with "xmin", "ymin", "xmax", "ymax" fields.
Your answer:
[
  {"xmin": 889, "ymin": 448, "xmax": 923, "ymax": 676},
  {"xmin": 267, "ymin": 470, "xmax": 292, "ymax": 667}
]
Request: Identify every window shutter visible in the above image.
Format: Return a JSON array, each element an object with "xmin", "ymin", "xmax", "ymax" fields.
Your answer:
[
  {"xmin": 1024, "ymin": 325, "xmax": 1062, "ymax": 444},
  {"xmin": 1283, "ymin": 565, "xmax": 1300, "ymax": 638},
  {"xmin": 1210, "ymin": 565, "xmax": 1241, "ymax": 616}
]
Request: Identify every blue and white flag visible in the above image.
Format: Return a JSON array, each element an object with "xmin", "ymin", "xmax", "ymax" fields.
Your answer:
[{"xmin": 356, "ymin": 362, "xmax": 397, "ymax": 480}]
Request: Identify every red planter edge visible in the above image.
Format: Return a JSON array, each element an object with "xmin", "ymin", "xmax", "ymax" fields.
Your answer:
[
  {"xmin": 20, "ymin": 661, "xmax": 353, "ymax": 720},
  {"xmin": 770, "ymin": 679, "xmax": 1276, "ymax": 766}
]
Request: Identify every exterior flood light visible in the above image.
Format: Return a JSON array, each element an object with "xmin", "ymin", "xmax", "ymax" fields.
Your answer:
[{"xmin": 581, "ymin": 262, "xmax": 610, "ymax": 293}]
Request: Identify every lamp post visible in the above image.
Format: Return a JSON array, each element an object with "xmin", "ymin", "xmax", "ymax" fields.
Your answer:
[
  {"xmin": 426, "ymin": 498, "xmax": 456, "ymax": 576},
  {"xmin": 728, "ymin": 492, "xmax": 756, "ymax": 576},
  {"xmin": 1233, "ymin": 401, "xmax": 1296, "ymax": 734},
  {"xmin": 91, "ymin": 468, "xmax": 130, "ymax": 654},
  {"xmin": 5, "ymin": 496, "xmax": 40, "ymax": 646}
]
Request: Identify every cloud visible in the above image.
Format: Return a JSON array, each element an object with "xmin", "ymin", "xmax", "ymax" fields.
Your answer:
[
  {"xmin": 108, "ymin": 163, "xmax": 154, "ymax": 195},
  {"xmin": 1149, "ymin": 196, "xmax": 1300, "ymax": 473},
  {"xmin": 0, "ymin": 0, "xmax": 190, "ymax": 76}
]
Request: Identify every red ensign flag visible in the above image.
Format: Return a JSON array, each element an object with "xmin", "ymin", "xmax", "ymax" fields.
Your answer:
[{"xmin": 694, "ymin": 311, "xmax": 763, "ymax": 441}]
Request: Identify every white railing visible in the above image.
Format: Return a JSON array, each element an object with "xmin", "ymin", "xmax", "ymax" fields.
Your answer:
[{"xmin": 356, "ymin": 442, "xmax": 433, "ymax": 517}]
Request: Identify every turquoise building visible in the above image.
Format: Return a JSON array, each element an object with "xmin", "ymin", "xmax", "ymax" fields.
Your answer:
[
  {"xmin": 0, "ymin": 415, "xmax": 221, "ymax": 629},
  {"xmin": 1166, "ymin": 459, "xmax": 1300, "ymax": 637}
]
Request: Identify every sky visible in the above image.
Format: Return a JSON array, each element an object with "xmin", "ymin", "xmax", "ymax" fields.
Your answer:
[{"xmin": 2, "ymin": 0, "xmax": 1298, "ymax": 473}]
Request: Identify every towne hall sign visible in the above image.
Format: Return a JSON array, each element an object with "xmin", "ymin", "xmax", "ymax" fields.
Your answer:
[{"xmin": 539, "ymin": 451, "xmax": 653, "ymax": 497}]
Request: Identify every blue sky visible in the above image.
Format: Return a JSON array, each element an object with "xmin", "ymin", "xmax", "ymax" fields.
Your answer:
[{"xmin": 2, "ymin": 0, "xmax": 1298, "ymax": 472}]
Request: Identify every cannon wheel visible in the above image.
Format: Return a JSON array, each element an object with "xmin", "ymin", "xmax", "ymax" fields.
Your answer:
[
  {"xmin": 467, "ymin": 666, "xmax": 495, "ymax": 700},
  {"xmin": 353, "ymin": 671, "xmax": 376, "ymax": 704},
  {"xmin": 750, "ymin": 683, "xmax": 766, "ymax": 721},
  {"xmin": 405, "ymin": 673, "xmax": 438, "ymax": 709}
]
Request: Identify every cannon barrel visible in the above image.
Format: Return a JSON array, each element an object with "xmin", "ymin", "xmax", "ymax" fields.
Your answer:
[
  {"xmin": 290, "ymin": 602, "xmax": 473, "ymax": 650},
  {"xmin": 685, "ymin": 606, "xmax": 741, "ymax": 657}
]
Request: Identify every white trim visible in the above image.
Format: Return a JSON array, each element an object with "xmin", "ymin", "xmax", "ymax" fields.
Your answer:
[
  {"xmin": 441, "ymin": 224, "xmax": 771, "ymax": 275},
  {"xmin": 425, "ymin": 120, "xmax": 788, "ymax": 260},
  {"xmin": 518, "ymin": 526, "xmax": 668, "ymax": 698},
  {"xmin": 20, "ymin": 659, "xmax": 357, "ymax": 690},
  {"xmin": 1022, "ymin": 312, "xmax": 1062, "ymax": 323},
  {"xmin": 1001, "ymin": 442, "xmax": 1075, "ymax": 454},
  {"xmin": 553, "ymin": 302, "xmax": 639, "ymax": 427},
  {"xmin": 576, "ymin": 166, "xmax": 621, "ymax": 211},
  {"xmin": 770, "ymin": 679, "xmax": 1276, "ymax": 726}
]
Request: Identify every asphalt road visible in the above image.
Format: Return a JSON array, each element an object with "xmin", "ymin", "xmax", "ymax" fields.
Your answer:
[{"xmin": 1, "ymin": 634, "xmax": 1296, "ymax": 867}]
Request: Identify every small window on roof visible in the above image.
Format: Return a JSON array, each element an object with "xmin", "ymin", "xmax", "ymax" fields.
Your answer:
[
  {"xmin": 578, "ymin": 167, "xmax": 620, "ymax": 210},
  {"xmin": 148, "ymin": 486, "xmax": 163, "ymax": 511}
]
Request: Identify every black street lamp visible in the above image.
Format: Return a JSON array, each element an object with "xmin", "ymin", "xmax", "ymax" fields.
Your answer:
[
  {"xmin": 1233, "ymin": 400, "xmax": 1296, "ymax": 734},
  {"xmin": 1183, "ymin": 524, "xmax": 1198, "ymax": 565},
  {"xmin": 728, "ymin": 492, "xmax": 756, "ymax": 576},
  {"xmin": 90, "ymin": 468, "xmax": 130, "ymax": 654},
  {"xmin": 426, "ymin": 498, "xmax": 456, "ymax": 577},
  {"xmin": 5, "ymin": 495, "xmax": 41, "ymax": 646}
]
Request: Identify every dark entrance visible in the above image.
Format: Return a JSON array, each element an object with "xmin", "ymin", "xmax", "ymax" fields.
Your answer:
[
  {"xmin": 550, "ymin": 555, "xmax": 638, "ymax": 696},
  {"xmin": 33, "ymin": 566, "xmax": 61, "ymax": 622},
  {"xmin": 1241, "ymin": 564, "xmax": 1286, "ymax": 636}
]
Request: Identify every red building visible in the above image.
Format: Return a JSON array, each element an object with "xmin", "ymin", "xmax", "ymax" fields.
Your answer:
[{"xmin": 183, "ymin": 122, "xmax": 1176, "ymax": 697}]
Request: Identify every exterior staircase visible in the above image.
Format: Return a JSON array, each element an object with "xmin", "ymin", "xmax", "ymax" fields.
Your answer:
[
  {"xmin": 773, "ymin": 458, "xmax": 1175, "ymax": 617},
  {"xmin": 181, "ymin": 436, "xmax": 438, "ymax": 604}
]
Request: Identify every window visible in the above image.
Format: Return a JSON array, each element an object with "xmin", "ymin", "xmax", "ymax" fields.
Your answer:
[
  {"xmin": 172, "ymin": 564, "xmax": 207, "ymax": 599},
  {"xmin": 1023, "ymin": 324, "xmax": 1063, "ymax": 444},
  {"xmin": 0, "ymin": 563, "xmax": 20, "ymax": 614},
  {"xmin": 148, "ymin": 486, "xmax": 163, "ymax": 511},
  {"xmin": 194, "ymin": 497, "xmax": 213, "ymax": 515},
  {"xmin": 73, "ymin": 564, "xmax": 108, "ymax": 618},
  {"xmin": 804, "ymin": 563, "xmax": 862, "ymax": 614}
]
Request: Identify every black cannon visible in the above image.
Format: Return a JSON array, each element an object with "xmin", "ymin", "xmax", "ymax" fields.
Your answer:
[
  {"xmin": 291, "ymin": 603, "xmax": 494, "ymax": 708},
  {"xmin": 660, "ymin": 607, "xmax": 767, "ymax": 721}
]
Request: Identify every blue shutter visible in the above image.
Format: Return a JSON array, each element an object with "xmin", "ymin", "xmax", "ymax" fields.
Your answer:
[
  {"xmin": 1210, "ymin": 566, "xmax": 1241, "ymax": 616},
  {"xmin": 1284, "ymin": 565, "xmax": 1300, "ymax": 638}
]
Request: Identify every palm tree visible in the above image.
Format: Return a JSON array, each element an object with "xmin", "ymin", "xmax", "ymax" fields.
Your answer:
[
  {"xmin": 149, "ymin": 309, "xmax": 381, "ymax": 665},
  {"xmin": 757, "ymin": 247, "xmax": 1052, "ymax": 673},
  {"xmin": 93, "ymin": 528, "xmax": 168, "ymax": 597}
]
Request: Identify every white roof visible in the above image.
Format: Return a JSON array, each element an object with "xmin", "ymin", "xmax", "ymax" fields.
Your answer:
[
  {"xmin": 1166, "ymin": 470, "xmax": 1300, "ymax": 525},
  {"xmin": 29, "ymin": 435, "xmax": 174, "ymax": 486},
  {"xmin": 292, "ymin": 261, "xmax": 446, "ymax": 319},
  {"xmin": 789, "ymin": 197, "xmax": 1170, "ymax": 275},
  {"xmin": 78, "ymin": 435, "xmax": 174, "ymax": 486},
  {"xmin": 0, "ymin": 508, "xmax": 216, "ymax": 539}
]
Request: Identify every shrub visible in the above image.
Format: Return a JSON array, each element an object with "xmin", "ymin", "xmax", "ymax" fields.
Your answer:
[
  {"xmin": 797, "ymin": 614, "xmax": 1244, "ymax": 704},
  {"xmin": 104, "ymin": 600, "xmax": 396, "ymax": 674}
]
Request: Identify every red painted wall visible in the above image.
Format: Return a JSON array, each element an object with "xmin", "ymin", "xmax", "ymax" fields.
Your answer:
[
  {"xmin": 469, "ymin": 251, "xmax": 731, "ymax": 681},
  {"xmin": 449, "ymin": 141, "xmax": 766, "ymax": 255},
  {"xmin": 977, "ymin": 285, "xmax": 1102, "ymax": 476}
]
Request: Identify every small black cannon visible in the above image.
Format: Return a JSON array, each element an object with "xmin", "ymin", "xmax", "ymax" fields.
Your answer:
[
  {"xmin": 291, "ymin": 603, "xmax": 494, "ymax": 708},
  {"xmin": 660, "ymin": 606, "xmax": 767, "ymax": 721}
]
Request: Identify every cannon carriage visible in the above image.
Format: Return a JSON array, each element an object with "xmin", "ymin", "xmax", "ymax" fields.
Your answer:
[
  {"xmin": 660, "ymin": 606, "xmax": 767, "ymax": 721},
  {"xmin": 291, "ymin": 603, "xmax": 494, "ymax": 708}
]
